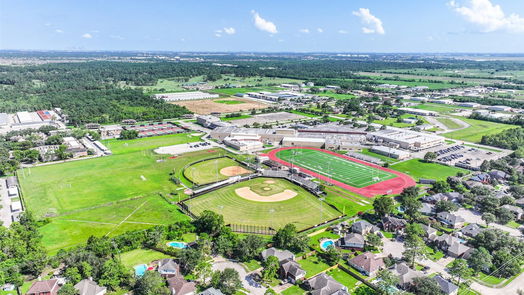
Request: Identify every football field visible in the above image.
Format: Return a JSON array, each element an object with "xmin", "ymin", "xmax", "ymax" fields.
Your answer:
[{"xmin": 274, "ymin": 148, "xmax": 396, "ymax": 188}]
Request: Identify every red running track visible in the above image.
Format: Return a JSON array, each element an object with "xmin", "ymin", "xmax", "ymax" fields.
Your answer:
[{"xmin": 265, "ymin": 147, "xmax": 416, "ymax": 198}]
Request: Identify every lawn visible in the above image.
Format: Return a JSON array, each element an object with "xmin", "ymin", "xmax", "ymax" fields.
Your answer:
[
  {"xmin": 119, "ymin": 248, "xmax": 171, "ymax": 269},
  {"xmin": 327, "ymin": 268, "xmax": 360, "ymax": 290},
  {"xmin": 298, "ymin": 254, "xmax": 332, "ymax": 278},
  {"xmin": 308, "ymin": 230, "xmax": 340, "ymax": 250},
  {"xmin": 289, "ymin": 110, "xmax": 320, "ymax": 118},
  {"xmin": 275, "ymin": 148, "xmax": 396, "ymax": 188},
  {"xmin": 390, "ymin": 159, "xmax": 468, "ymax": 181},
  {"xmin": 102, "ymin": 133, "xmax": 200, "ymax": 155},
  {"xmin": 442, "ymin": 118, "xmax": 518, "ymax": 143},
  {"xmin": 425, "ymin": 246, "xmax": 445, "ymax": 261},
  {"xmin": 185, "ymin": 177, "xmax": 341, "ymax": 231},
  {"xmin": 214, "ymin": 99, "xmax": 245, "ymax": 104},
  {"xmin": 221, "ymin": 114, "xmax": 252, "ymax": 121},
  {"xmin": 184, "ymin": 157, "xmax": 250, "ymax": 185},
  {"xmin": 323, "ymin": 187, "xmax": 373, "ymax": 216},
  {"xmin": 408, "ymin": 102, "xmax": 468, "ymax": 114},
  {"xmin": 436, "ymin": 117, "xmax": 463, "ymax": 129},
  {"xmin": 358, "ymin": 148, "xmax": 400, "ymax": 164},
  {"xmin": 319, "ymin": 92, "xmax": 356, "ymax": 100},
  {"xmin": 281, "ymin": 285, "xmax": 306, "ymax": 295}
]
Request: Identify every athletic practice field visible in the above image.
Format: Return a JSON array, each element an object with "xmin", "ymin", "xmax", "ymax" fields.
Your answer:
[
  {"xmin": 267, "ymin": 147, "xmax": 416, "ymax": 197},
  {"xmin": 184, "ymin": 157, "xmax": 252, "ymax": 185},
  {"xmin": 184, "ymin": 177, "xmax": 341, "ymax": 231}
]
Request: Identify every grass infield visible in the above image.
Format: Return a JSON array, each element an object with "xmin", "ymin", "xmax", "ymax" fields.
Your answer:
[
  {"xmin": 185, "ymin": 177, "xmax": 340, "ymax": 231},
  {"xmin": 275, "ymin": 148, "xmax": 396, "ymax": 188},
  {"xmin": 184, "ymin": 157, "xmax": 251, "ymax": 185}
]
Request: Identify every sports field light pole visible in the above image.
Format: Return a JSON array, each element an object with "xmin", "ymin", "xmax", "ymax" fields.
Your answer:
[{"xmin": 319, "ymin": 197, "xmax": 325, "ymax": 224}]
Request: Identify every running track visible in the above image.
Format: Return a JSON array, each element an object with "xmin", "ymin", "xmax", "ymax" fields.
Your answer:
[{"xmin": 265, "ymin": 147, "xmax": 416, "ymax": 198}]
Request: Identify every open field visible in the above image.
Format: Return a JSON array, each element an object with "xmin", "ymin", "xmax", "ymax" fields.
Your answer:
[
  {"xmin": 184, "ymin": 157, "xmax": 251, "ymax": 185},
  {"xmin": 319, "ymin": 92, "xmax": 356, "ymax": 100},
  {"xmin": 359, "ymin": 71, "xmax": 507, "ymax": 85},
  {"xmin": 407, "ymin": 102, "xmax": 471, "ymax": 114},
  {"xmin": 442, "ymin": 117, "xmax": 518, "ymax": 143},
  {"xmin": 275, "ymin": 148, "xmax": 396, "ymax": 188},
  {"xmin": 390, "ymin": 159, "xmax": 468, "ymax": 181},
  {"xmin": 102, "ymin": 133, "xmax": 200, "ymax": 154},
  {"xmin": 172, "ymin": 97, "xmax": 269, "ymax": 114},
  {"xmin": 436, "ymin": 117, "xmax": 463, "ymax": 129},
  {"xmin": 120, "ymin": 249, "xmax": 170, "ymax": 269},
  {"xmin": 185, "ymin": 177, "xmax": 341, "ymax": 231}
]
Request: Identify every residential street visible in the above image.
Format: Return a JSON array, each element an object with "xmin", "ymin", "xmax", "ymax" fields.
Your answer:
[
  {"xmin": 457, "ymin": 208, "xmax": 523, "ymax": 237},
  {"xmin": 212, "ymin": 257, "xmax": 267, "ymax": 295}
]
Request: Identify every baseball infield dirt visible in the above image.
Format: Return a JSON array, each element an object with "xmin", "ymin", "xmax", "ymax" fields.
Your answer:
[
  {"xmin": 235, "ymin": 187, "xmax": 298, "ymax": 202},
  {"xmin": 172, "ymin": 98, "xmax": 269, "ymax": 114},
  {"xmin": 220, "ymin": 166, "xmax": 251, "ymax": 177}
]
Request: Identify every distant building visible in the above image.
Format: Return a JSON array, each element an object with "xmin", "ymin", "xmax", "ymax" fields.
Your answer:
[
  {"xmin": 281, "ymin": 137, "xmax": 325, "ymax": 148},
  {"xmin": 488, "ymin": 105, "xmax": 511, "ymax": 112},
  {"xmin": 367, "ymin": 127, "xmax": 444, "ymax": 151},
  {"xmin": 370, "ymin": 146, "xmax": 411, "ymax": 160},
  {"xmin": 153, "ymin": 91, "xmax": 219, "ymax": 101},
  {"xmin": 398, "ymin": 108, "xmax": 438, "ymax": 116}
]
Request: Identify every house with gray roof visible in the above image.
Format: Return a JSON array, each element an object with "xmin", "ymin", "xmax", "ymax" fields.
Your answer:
[
  {"xmin": 351, "ymin": 220, "xmax": 379, "ymax": 235},
  {"xmin": 158, "ymin": 259, "xmax": 180, "ymax": 278},
  {"xmin": 305, "ymin": 273, "xmax": 349, "ymax": 295},
  {"xmin": 420, "ymin": 224, "xmax": 438, "ymax": 241},
  {"xmin": 198, "ymin": 287, "xmax": 224, "ymax": 295},
  {"xmin": 459, "ymin": 223, "xmax": 483, "ymax": 238},
  {"xmin": 337, "ymin": 233, "xmax": 365, "ymax": 250},
  {"xmin": 279, "ymin": 258, "xmax": 306, "ymax": 284},
  {"xmin": 167, "ymin": 275, "xmax": 196, "ymax": 295},
  {"xmin": 435, "ymin": 275, "xmax": 458, "ymax": 295},
  {"xmin": 74, "ymin": 279, "xmax": 107, "ymax": 295},
  {"xmin": 261, "ymin": 247, "xmax": 295, "ymax": 262},
  {"xmin": 419, "ymin": 203, "xmax": 435, "ymax": 216},
  {"xmin": 437, "ymin": 212, "xmax": 465, "ymax": 228},
  {"xmin": 393, "ymin": 263, "xmax": 424, "ymax": 290},
  {"xmin": 502, "ymin": 204, "xmax": 524, "ymax": 220}
]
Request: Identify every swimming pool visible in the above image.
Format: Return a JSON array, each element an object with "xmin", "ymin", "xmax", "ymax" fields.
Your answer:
[
  {"xmin": 166, "ymin": 241, "xmax": 187, "ymax": 249},
  {"xmin": 320, "ymin": 239, "xmax": 335, "ymax": 251},
  {"xmin": 134, "ymin": 264, "xmax": 148, "ymax": 277}
]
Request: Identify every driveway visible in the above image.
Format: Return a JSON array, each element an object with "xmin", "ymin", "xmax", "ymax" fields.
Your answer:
[
  {"xmin": 212, "ymin": 257, "xmax": 267, "ymax": 295},
  {"xmin": 0, "ymin": 178, "xmax": 12, "ymax": 227},
  {"xmin": 457, "ymin": 208, "xmax": 522, "ymax": 237},
  {"xmin": 381, "ymin": 238, "xmax": 405, "ymax": 259}
]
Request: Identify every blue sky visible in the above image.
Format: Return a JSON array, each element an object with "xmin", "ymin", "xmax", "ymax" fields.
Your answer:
[{"xmin": 1, "ymin": 0, "xmax": 524, "ymax": 52}]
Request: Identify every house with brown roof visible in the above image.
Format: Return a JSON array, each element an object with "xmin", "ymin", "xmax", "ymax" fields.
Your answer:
[
  {"xmin": 26, "ymin": 279, "xmax": 60, "ymax": 295},
  {"xmin": 392, "ymin": 263, "xmax": 424, "ymax": 290},
  {"xmin": 348, "ymin": 252, "xmax": 385, "ymax": 277},
  {"xmin": 381, "ymin": 216, "xmax": 407, "ymax": 234},
  {"xmin": 305, "ymin": 273, "xmax": 349, "ymax": 295},
  {"xmin": 166, "ymin": 275, "xmax": 196, "ymax": 295}
]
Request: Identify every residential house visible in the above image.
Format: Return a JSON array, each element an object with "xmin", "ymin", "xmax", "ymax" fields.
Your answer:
[
  {"xmin": 74, "ymin": 279, "xmax": 107, "ymax": 295},
  {"xmin": 422, "ymin": 192, "xmax": 463, "ymax": 204},
  {"xmin": 26, "ymin": 279, "xmax": 60, "ymax": 295},
  {"xmin": 351, "ymin": 220, "xmax": 379, "ymax": 235},
  {"xmin": 437, "ymin": 212, "xmax": 465, "ymax": 229},
  {"xmin": 337, "ymin": 233, "xmax": 365, "ymax": 250},
  {"xmin": 459, "ymin": 223, "xmax": 483, "ymax": 238},
  {"xmin": 434, "ymin": 234, "xmax": 471, "ymax": 258},
  {"xmin": 448, "ymin": 242, "xmax": 472, "ymax": 258},
  {"xmin": 381, "ymin": 216, "xmax": 407, "ymax": 233},
  {"xmin": 469, "ymin": 173, "xmax": 490, "ymax": 183},
  {"xmin": 434, "ymin": 276, "xmax": 458, "ymax": 295},
  {"xmin": 166, "ymin": 275, "xmax": 196, "ymax": 295},
  {"xmin": 305, "ymin": 273, "xmax": 349, "ymax": 295},
  {"xmin": 261, "ymin": 247, "xmax": 295, "ymax": 262},
  {"xmin": 279, "ymin": 259, "xmax": 306, "ymax": 284},
  {"xmin": 392, "ymin": 263, "xmax": 424, "ymax": 290},
  {"xmin": 420, "ymin": 224, "xmax": 438, "ymax": 241},
  {"xmin": 502, "ymin": 205, "xmax": 524, "ymax": 220},
  {"xmin": 348, "ymin": 252, "xmax": 385, "ymax": 277},
  {"xmin": 488, "ymin": 170, "xmax": 508, "ymax": 180},
  {"xmin": 198, "ymin": 288, "xmax": 224, "ymax": 295},
  {"xmin": 419, "ymin": 203, "xmax": 435, "ymax": 216},
  {"xmin": 515, "ymin": 198, "xmax": 524, "ymax": 208},
  {"xmin": 158, "ymin": 259, "xmax": 181, "ymax": 278}
]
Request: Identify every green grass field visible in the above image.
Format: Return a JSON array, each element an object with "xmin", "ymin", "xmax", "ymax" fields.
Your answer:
[
  {"xmin": 214, "ymin": 99, "xmax": 245, "ymax": 104},
  {"xmin": 436, "ymin": 117, "xmax": 463, "ymax": 129},
  {"xmin": 275, "ymin": 148, "xmax": 396, "ymax": 188},
  {"xmin": 390, "ymin": 159, "xmax": 468, "ymax": 181},
  {"xmin": 120, "ymin": 249, "xmax": 171, "ymax": 269},
  {"xmin": 442, "ymin": 118, "xmax": 518, "ymax": 143},
  {"xmin": 185, "ymin": 177, "xmax": 341, "ymax": 231},
  {"xmin": 19, "ymin": 134, "xmax": 233, "ymax": 253},
  {"xmin": 221, "ymin": 114, "xmax": 252, "ymax": 121},
  {"xmin": 184, "ymin": 157, "xmax": 251, "ymax": 185}
]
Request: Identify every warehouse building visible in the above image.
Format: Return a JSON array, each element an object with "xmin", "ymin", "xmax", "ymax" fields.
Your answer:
[
  {"xmin": 153, "ymin": 91, "xmax": 219, "ymax": 101},
  {"xmin": 223, "ymin": 136, "xmax": 264, "ymax": 152},
  {"xmin": 210, "ymin": 127, "xmax": 297, "ymax": 144},
  {"xmin": 367, "ymin": 127, "xmax": 444, "ymax": 151},
  {"xmin": 398, "ymin": 108, "xmax": 438, "ymax": 117},
  {"xmin": 282, "ymin": 137, "xmax": 325, "ymax": 148},
  {"xmin": 370, "ymin": 145, "xmax": 411, "ymax": 160},
  {"xmin": 488, "ymin": 105, "xmax": 512, "ymax": 112}
]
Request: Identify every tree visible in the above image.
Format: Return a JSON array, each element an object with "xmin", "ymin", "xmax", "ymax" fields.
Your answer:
[
  {"xmin": 261, "ymin": 256, "xmax": 279, "ymax": 283},
  {"xmin": 399, "ymin": 190, "xmax": 422, "ymax": 221},
  {"xmin": 273, "ymin": 224, "xmax": 308, "ymax": 253},
  {"xmin": 193, "ymin": 259, "xmax": 213, "ymax": 286},
  {"xmin": 134, "ymin": 271, "xmax": 170, "ymax": 295},
  {"xmin": 424, "ymin": 152, "xmax": 437, "ymax": 163},
  {"xmin": 496, "ymin": 207, "xmax": 515, "ymax": 224},
  {"xmin": 492, "ymin": 250, "xmax": 521, "ymax": 278},
  {"xmin": 234, "ymin": 235, "xmax": 265, "ymax": 262},
  {"xmin": 193, "ymin": 210, "xmax": 224, "ymax": 236},
  {"xmin": 467, "ymin": 247, "xmax": 492, "ymax": 273},
  {"xmin": 480, "ymin": 160, "xmax": 490, "ymax": 172},
  {"xmin": 178, "ymin": 248, "xmax": 205, "ymax": 273},
  {"xmin": 432, "ymin": 181, "xmax": 450, "ymax": 193},
  {"xmin": 98, "ymin": 259, "xmax": 130, "ymax": 291},
  {"xmin": 64, "ymin": 267, "xmax": 82, "ymax": 285},
  {"xmin": 120, "ymin": 130, "xmax": 139, "ymax": 140},
  {"xmin": 435, "ymin": 200, "xmax": 458, "ymax": 213},
  {"xmin": 479, "ymin": 196, "xmax": 500, "ymax": 214},
  {"xmin": 481, "ymin": 212, "xmax": 496, "ymax": 227},
  {"xmin": 323, "ymin": 245, "xmax": 341, "ymax": 266},
  {"xmin": 366, "ymin": 233, "xmax": 383, "ymax": 250},
  {"xmin": 448, "ymin": 259, "xmax": 472, "ymax": 285},
  {"xmin": 376, "ymin": 269, "xmax": 399, "ymax": 295},
  {"xmin": 57, "ymin": 284, "xmax": 79, "ymax": 295},
  {"xmin": 211, "ymin": 268, "xmax": 243, "ymax": 295},
  {"xmin": 373, "ymin": 196, "xmax": 395, "ymax": 217},
  {"xmin": 403, "ymin": 224, "xmax": 427, "ymax": 268},
  {"xmin": 412, "ymin": 277, "xmax": 443, "ymax": 295}
]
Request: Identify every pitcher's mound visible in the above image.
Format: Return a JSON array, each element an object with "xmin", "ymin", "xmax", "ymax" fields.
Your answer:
[
  {"xmin": 220, "ymin": 166, "xmax": 251, "ymax": 177},
  {"xmin": 235, "ymin": 187, "xmax": 298, "ymax": 202}
]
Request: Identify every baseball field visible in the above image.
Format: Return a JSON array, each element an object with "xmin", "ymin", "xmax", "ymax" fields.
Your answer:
[
  {"xmin": 184, "ymin": 177, "xmax": 341, "ymax": 230},
  {"xmin": 183, "ymin": 157, "xmax": 252, "ymax": 185}
]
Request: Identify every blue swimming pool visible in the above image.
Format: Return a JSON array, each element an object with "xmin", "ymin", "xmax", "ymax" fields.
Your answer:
[
  {"xmin": 167, "ymin": 241, "xmax": 187, "ymax": 249},
  {"xmin": 134, "ymin": 264, "xmax": 147, "ymax": 277},
  {"xmin": 320, "ymin": 240, "xmax": 335, "ymax": 251}
]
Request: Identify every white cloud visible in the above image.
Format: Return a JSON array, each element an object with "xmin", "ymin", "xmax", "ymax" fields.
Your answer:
[
  {"xmin": 317, "ymin": 28, "xmax": 324, "ymax": 33},
  {"xmin": 251, "ymin": 10, "xmax": 278, "ymax": 34},
  {"xmin": 352, "ymin": 8, "xmax": 385, "ymax": 35},
  {"xmin": 223, "ymin": 27, "xmax": 236, "ymax": 35},
  {"xmin": 299, "ymin": 28, "xmax": 310, "ymax": 34},
  {"xmin": 215, "ymin": 33, "xmax": 222, "ymax": 38},
  {"xmin": 449, "ymin": 0, "xmax": 524, "ymax": 33},
  {"xmin": 55, "ymin": 29, "xmax": 63, "ymax": 33},
  {"xmin": 338, "ymin": 30, "xmax": 349, "ymax": 34},
  {"xmin": 81, "ymin": 33, "xmax": 93, "ymax": 39}
]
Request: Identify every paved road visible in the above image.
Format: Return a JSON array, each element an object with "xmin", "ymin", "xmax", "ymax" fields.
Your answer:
[
  {"xmin": 469, "ymin": 272, "xmax": 524, "ymax": 295},
  {"xmin": 457, "ymin": 208, "xmax": 523, "ymax": 237},
  {"xmin": 212, "ymin": 257, "xmax": 267, "ymax": 295}
]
